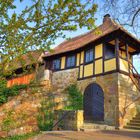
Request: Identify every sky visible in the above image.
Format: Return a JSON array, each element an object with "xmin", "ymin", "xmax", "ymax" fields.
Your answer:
[{"xmin": 8, "ymin": 0, "xmax": 140, "ymax": 73}]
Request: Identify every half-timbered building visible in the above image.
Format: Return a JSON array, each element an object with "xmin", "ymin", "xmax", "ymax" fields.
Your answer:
[{"xmin": 43, "ymin": 14, "xmax": 140, "ymax": 129}]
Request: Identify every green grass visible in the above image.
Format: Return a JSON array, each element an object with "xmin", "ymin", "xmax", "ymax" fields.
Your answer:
[{"xmin": 1, "ymin": 132, "xmax": 40, "ymax": 140}]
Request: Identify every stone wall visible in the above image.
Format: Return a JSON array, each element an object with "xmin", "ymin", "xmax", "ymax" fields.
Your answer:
[
  {"xmin": 0, "ymin": 81, "xmax": 51, "ymax": 138},
  {"xmin": 118, "ymin": 73, "xmax": 140, "ymax": 128},
  {"xmin": 51, "ymin": 68, "xmax": 79, "ymax": 109},
  {"xmin": 51, "ymin": 69, "xmax": 119, "ymax": 126},
  {"xmin": 54, "ymin": 110, "xmax": 83, "ymax": 131},
  {"xmin": 77, "ymin": 73, "xmax": 118, "ymax": 126},
  {"xmin": 1, "ymin": 66, "xmax": 140, "ymax": 138},
  {"xmin": 49, "ymin": 69, "xmax": 140, "ymax": 129}
]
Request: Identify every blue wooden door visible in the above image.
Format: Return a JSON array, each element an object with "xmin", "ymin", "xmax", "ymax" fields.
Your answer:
[{"xmin": 84, "ymin": 83, "xmax": 104, "ymax": 121}]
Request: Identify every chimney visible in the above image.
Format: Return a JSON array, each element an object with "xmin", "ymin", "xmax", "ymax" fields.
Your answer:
[{"xmin": 103, "ymin": 14, "xmax": 111, "ymax": 23}]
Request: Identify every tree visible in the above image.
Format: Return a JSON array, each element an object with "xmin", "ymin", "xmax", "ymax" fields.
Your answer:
[
  {"xmin": 0, "ymin": 0, "xmax": 97, "ymax": 76},
  {"xmin": 102, "ymin": 0, "xmax": 140, "ymax": 38}
]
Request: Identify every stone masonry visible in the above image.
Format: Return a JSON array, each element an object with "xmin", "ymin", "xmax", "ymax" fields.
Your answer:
[
  {"xmin": 51, "ymin": 68, "xmax": 140, "ymax": 129},
  {"xmin": 0, "ymin": 67, "xmax": 140, "ymax": 138},
  {"xmin": 118, "ymin": 73, "xmax": 140, "ymax": 128},
  {"xmin": 0, "ymin": 81, "xmax": 51, "ymax": 138}
]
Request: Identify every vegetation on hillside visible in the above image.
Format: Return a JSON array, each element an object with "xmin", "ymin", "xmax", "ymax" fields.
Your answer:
[
  {"xmin": 1, "ymin": 132, "xmax": 39, "ymax": 140},
  {"xmin": 0, "ymin": 77, "xmax": 27, "ymax": 105},
  {"xmin": 37, "ymin": 94, "xmax": 55, "ymax": 131}
]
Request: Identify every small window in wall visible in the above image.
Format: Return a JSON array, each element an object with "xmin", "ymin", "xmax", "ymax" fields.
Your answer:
[
  {"xmin": 85, "ymin": 48, "xmax": 94, "ymax": 63},
  {"xmin": 66, "ymin": 55, "xmax": 76, "ymax": 68},
  {"xmin": 104, "ymin": 43, "xmax": 115, "ymax": 60},
  {"xmin": 52, "ymin": 59, "xmax": 61, "ymax": 70}
]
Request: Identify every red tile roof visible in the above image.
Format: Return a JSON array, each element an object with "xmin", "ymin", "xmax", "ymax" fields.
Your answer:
[
  {"xmin": 9, "ymin": 50, "xmax": 43, "ymax": 70},
  {"xmin": 44, "ymin": 15, "xmax": 140, "ymax": 57}
]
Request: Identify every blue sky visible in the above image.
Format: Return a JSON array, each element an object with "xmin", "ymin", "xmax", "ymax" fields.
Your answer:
[{"xmin": 9, "ymin": 0, "xmax": 140, "ymax": 72}]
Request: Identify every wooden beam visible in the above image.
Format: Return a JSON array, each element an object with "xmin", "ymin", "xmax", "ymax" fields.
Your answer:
[
  {"xmin": 126, "ymin": 43, "xmax": 130, "ymax": 74},
  {"xmin": 115, "ymin": 38, "xmax": 120, "ymax": 71}
]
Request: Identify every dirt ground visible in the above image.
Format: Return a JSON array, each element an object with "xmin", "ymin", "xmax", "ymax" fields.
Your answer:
[{"xmin": 30, "ymin": 130, "xmax": 140, "ymax": 140}]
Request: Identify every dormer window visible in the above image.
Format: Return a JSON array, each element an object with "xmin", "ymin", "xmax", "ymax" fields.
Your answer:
[
  {"xmin": 66, "ymin": 55, "xmax": 76, "ymax": 68},
  {"xmin": 85, "ymin": 48, "xmax": 94, "ymax": 63},
  {"xmin": 52, "ymin": 59, "xmax": 61, "ymax": 70}
]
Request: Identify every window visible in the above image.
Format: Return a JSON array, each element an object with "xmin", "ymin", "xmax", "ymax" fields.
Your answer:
[
  {"xmin": 85, "ymin": 48, "xmax": 94, "ymax": 63},
  {"xmin": 104, "ymin": 43, "xmax": 115, "ymax": 60},
  {"xmin": 66, "ymin": 55, "xmax": 76, "ymax": 68},
  {"xmin": 52, "ymin": 59, "xmax": 61, "ymax": 70}
]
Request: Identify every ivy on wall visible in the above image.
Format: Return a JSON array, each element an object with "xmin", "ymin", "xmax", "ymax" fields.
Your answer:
[
  {"xmin": 65, "ymin": 84, "xmax": 83, "ymax": 110},
  {"xmin": 37, "ymin": 94, "xmax": 55, "ymax": 131}
]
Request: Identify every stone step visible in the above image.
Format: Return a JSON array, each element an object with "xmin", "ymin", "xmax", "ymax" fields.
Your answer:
[
  {"xmin": 124, "ymin": 125, "xmax": 140, "ymax": 130},
  {"xmin": 80, "ymin": 123, "xmax": 115, "ymax": 131},
  {"xmin": 130, "ymin": 120, "xmax": 140, "ymax": 123},
  {"xmin": 80, "ymin": 128, "xmax": 100, "ymax": 132},
  {"xmin": 128, "ymin": 122, "xmax": 140, "ymax": 126},
  {"xmin": 135, "ymin": 113, "xmax": 140, "ymax": 116},
  {"xmin": 134, "ymin": 116, "xmax": 140, "ymax": 119}
]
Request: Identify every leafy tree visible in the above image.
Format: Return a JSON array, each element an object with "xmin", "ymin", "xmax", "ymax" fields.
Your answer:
[{"xmin": 0, "ymin": 0, "xmax": 97, "ymax": 76}]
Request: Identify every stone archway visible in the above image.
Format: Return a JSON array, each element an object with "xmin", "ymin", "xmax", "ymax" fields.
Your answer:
[{"xmin": 84, "ymin": 83, "xmax": 104, "ymax": 122}]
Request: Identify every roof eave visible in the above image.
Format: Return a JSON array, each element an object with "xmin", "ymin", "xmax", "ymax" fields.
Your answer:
[{"xmin": 43, "ymin": 29, "xmax": 120, "ymax": 59}]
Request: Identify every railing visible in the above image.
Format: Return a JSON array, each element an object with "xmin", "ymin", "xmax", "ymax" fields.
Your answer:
[
  {"xmin": 49, "ymin": 111, "xmax": 70, "ymax": 131},
  {"xmin": 128, "ymin": 60, "xmax": 140, "ymax": 91},
  {"xmin": 124, "ymin": 60, "xmax": 140, "ymax": 108}
]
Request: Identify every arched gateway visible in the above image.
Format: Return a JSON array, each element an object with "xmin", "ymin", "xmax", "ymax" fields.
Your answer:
[{"xmin": 84, "ymin": 83, "xmax": 104, "ymax": 122}]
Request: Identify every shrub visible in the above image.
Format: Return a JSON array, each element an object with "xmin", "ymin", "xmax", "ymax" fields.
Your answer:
[
  {"xmin": 65, "ymin": 84, "xmax": 83, "ymax": 110},
  {"xmin": 37, "ymin": 95, "xmax": 55, "ymax": 131},
  {"xmin": 0, "ymin": 95, "xmax": 7, "ymax": 105},
  {"xmin": 10, "ymin": 84, "xmax": 27, "ymax": 96},
  {"xmin": 1, "ymin": 110, "xmax": 15, "ymax": 132},
  {"xmin": 1, "ymin": 132, "xmax": 39, "ymax": 140},
  {"xmin": 0, "ymin": 77, "xmax": 27, "ymax": 105}
]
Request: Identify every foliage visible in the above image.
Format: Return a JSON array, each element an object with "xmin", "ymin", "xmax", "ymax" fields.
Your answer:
[
  {"xmin": 1, "ymin": 110, "xmax": 16, "ymax": 132},
  {"xmin": 0, "ymin": 77, "xmax": 27, "ymax": 105},
  {"xmin": 37, "ymin": 94, "xmax": 55, "ymax": 131},
  {"xmin": 1, "ymin": 132, "xmax": 40, "ymax": 140},
  {"xmin": 65, "ymin": 84, "xmax": 83, "ymax": 110},
  {"xmin": 0, "ymin": 0, "xmax": 97, "ymax": 76},
  {"xmin": 1, "ymin": 109, "xmax": 29, "ymax": 133}
]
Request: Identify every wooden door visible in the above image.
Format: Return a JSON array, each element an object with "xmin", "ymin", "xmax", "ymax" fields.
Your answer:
[{"xmin": 84, "ymin": 83, "xmax": 104, "ymax": 122}]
